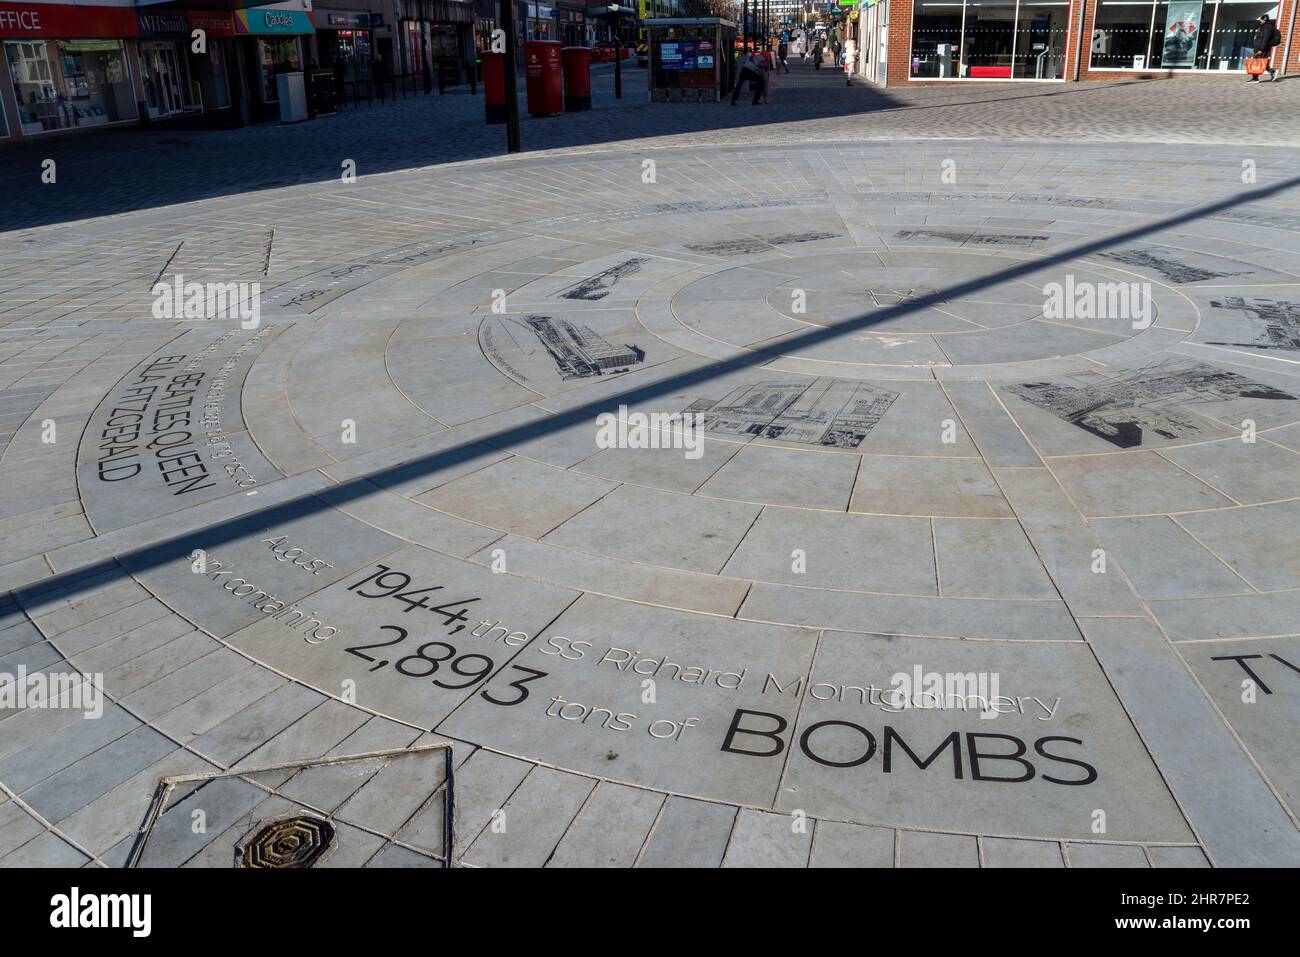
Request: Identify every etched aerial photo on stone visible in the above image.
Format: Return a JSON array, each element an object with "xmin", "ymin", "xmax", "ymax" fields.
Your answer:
[{"xmin": 2, "ymin": 2, "xmax": 1300, "ymax": 878}]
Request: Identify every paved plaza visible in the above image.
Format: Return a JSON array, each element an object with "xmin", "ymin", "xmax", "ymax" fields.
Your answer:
[{"xmin": 1, "ymin": 62, "xmax": 1300, "ymax": 869}]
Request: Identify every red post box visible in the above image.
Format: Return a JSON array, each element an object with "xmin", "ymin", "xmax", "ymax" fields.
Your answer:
[
  {"xmin": 482, "ymin": 51, "xmax": 506, "ymax": 124},
  {"xmin": 561, "ymin": 46, "xmax": 592, "ymax": 111},
  {"xmin": 524, "ymin": 40, "xmax": 563, "ymax": 117}
]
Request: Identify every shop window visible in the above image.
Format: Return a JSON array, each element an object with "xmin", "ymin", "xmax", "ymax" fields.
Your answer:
[
  {"xmin": 1148, "ymin": 1, "xmax": 1217, "ymax": 69},
  {"xmin": 1208, "ymin": 1, "xmax": 1280, "ymax": 69},
  {"xmin": 1090, "ymin": 0, "xmax": 1156, "ymax": 69},
  {"xmin": 964, "ymin": 2, "xmax": 1019, "ymax": 77},
  {"xmin": 182, "ymin": 40, "xmax": 230, "ymax": 112},
  {"xmin": 911, "ymin": 0, "xmax": 1069, "ymax": 78},
  {"xmin": 5, "ymin": 39, "xmax": 136, "ymax": 134},
  {"xmin": 1090, "ymin": 0, "xmax": 1276, "ymax": 69},
  {"xmin": 258, "ymin": 36, "xmax": 302, "ymax": 101},
  {"xmin": 910, "ymin": 0, "xmax": 964, "ymax": 77},
  {"xmin": 1014, "ymin": 2, "xmax": 1070, "ymax": 77}
]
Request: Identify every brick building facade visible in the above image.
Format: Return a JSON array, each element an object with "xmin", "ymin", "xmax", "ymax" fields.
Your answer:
[{"xmin": 851, "ymin": 0, "xmax": 1298, "ymax": 85}]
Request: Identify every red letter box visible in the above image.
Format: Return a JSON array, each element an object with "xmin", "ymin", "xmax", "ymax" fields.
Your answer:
[
  {"xmin": 482, "ymin": 51, "xmax": 506, "ymax": 124},
  {"xmin": 524, "ymin": 40, "xmax": 563, "ymax": 117},
  {"xmin": 561, "ymin": 46, "xmax": 592, "ymax": 111}
]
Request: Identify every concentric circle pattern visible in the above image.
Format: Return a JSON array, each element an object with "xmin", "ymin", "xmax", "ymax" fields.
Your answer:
[{"xmin": 3, "ymin": 140, "xmax": 1299, "ymax": 868}]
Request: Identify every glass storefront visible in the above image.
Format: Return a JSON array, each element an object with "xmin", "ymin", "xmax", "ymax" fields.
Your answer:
[
  {"xmin": 257, "ymin": 35, "xmax": 302, "ymax": 100},
  {"xmin": 1089, "ymin": 0, "xmax": 1279, "ymax": 70},
  {"xmin": 317, "ymin": 12, "xmax": 374, "ymax": 81},
  {"xmin": 140, "ymin": 41, "xmax": 192, "ymax": 117},
  {"xmin": 5, "ymin": 38, "xmax": 135, "ymax": 134},
  {"xmin": 186, "ymin": 40, "xmax": 232, "ymax": 111},
  {"xmin": 910, "ymin": 0, "xmax": 1069, "ymax": 77}
]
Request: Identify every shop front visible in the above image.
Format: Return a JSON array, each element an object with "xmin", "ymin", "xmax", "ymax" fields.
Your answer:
[
  {"xmin": 1088, "ymin": 0, "xmax": 1282, "ymax": 72},
  {"xmin": 316, "ymin": 9, "xmax": 373, "ymax": 80},
  {"xmin": 0, "ymin": 1, "xmax": 138, "ymax": 136},
  {"xmin": 900, "ymin": 0, "xmax": 1294, "ymax": 80},
  {"xmin": 556, "ymin": 1, "xmax": 585, "ymax": 44},
  {"xmin": 908, "ymin": 0, "xmax": 1072, "ymax": 78},
  {"xmin": 526, "ymin": 1, "xmax": 556, "ymax": 39},
  {"xmin": 137, "ymin": 8, "xmax": 193, "ymax": 117},
  {"xmin": 186, "ymin": 9, "xmax": 237, "ymax": 112},
  {"xmin": 398, "ymin": 0, "xmax": 472, "ymax": 84},
  {"xmin": 234, "ymin": 1, "xmax": 316, "ymax": 115}
]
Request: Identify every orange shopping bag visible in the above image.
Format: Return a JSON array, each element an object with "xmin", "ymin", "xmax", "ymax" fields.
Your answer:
[{"xmin": 1246, "ymin": 57, "xmax": 1269, "ymax": 75}]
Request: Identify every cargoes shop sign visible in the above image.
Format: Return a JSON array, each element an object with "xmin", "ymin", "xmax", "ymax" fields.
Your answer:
[{"xmin": 234, "ymin": 7, "xmax": 317, "ymax": 34}]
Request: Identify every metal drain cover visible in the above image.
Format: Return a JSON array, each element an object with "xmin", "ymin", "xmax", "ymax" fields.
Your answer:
[{"xmin": 239, "ymin": 816, "xmax": 335, "ymax": 868}]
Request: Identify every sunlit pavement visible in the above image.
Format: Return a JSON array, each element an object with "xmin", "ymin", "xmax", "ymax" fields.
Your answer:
[{"xmin": 1, "ymin": 57, "xmax": 1299, "ymax": 868}]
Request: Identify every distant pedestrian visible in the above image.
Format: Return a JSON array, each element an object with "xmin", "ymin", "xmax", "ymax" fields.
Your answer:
[
  {"xmin": 730, "ymin": 52, "xmax": 766, "ymax": 105},
  {"xmin": 1247, "ymin": 14, "xmax": 1282, "ymax": 82},
  {"xmin": 812, "ymin": 37, "xmax": 823, "ymax": 70},
  {"xmin": 777, "ymin": 38, "xmax": 790, "ymax": 74},
  {"xmin": 371, "ymin": 54, "xmax": 389, "ymax": 101}
]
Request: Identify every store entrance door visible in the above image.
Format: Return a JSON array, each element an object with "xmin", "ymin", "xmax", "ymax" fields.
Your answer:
[{"xmin": 142, "ymin": 43, "xmax": 187, "ymax": 116}]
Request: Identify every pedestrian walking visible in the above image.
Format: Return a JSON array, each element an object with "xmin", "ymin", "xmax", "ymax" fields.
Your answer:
[
  {"xmin": 812, "ymin": 37, "xmax": 823, "ymax": 70},
  {"xmin": 1247, "ymin": 14, "xmax": 1282, "ymax": 82},
  {"xmin": 730, "ymin": 52, "xmax": 766, "ymax": 105},
  {"xmin": 371, "ymin": 53, "xmax": 389, "ymax": 102},
  {"xmin": 777, "ymin": 38, "xmax": 791, "ymax": 74}
]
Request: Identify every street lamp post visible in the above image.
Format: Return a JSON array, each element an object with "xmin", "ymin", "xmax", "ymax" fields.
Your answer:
[
  {"xmin": 499, "ymin": 0, "xmax": 521, "ymax": 152},
  {"xmin": 609, "ymin": 5, "xmax": 622, "ymax": 99}
]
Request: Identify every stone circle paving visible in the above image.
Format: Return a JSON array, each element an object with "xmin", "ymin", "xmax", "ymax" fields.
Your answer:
[{"xmin": 2, "ymin": 131, "xmax": 1300, "ymax": 869}]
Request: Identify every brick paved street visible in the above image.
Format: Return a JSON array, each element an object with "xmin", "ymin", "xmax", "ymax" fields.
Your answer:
[{"xmin": 4, "ymin": 59, "xmax": 1299, "ymax": 230}]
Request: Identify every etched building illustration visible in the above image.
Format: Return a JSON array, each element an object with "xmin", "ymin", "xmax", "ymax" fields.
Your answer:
[
  {"xmin": 1206, "ymin": 297, "xmax": 1300, "ymax": 351},
  {"xmin": 685, "ymin": 379, "xmax": 899, "ymax": 448},
  {"xmin": 559, "ymin": 258, "xmax": 649, "ymax": 301},
  {"xmin": 518, "ymin": 315, "xmax": 646, "ymax": 380},
  {"xmin": 1007, "ymin": 363, "xmax": 1297, "ymax": 448}
]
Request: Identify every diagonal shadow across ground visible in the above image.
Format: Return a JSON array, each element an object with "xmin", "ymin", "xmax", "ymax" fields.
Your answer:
[{"xmin": 10, "ymin": 171, "xmax": 1300, "ymax": 613}]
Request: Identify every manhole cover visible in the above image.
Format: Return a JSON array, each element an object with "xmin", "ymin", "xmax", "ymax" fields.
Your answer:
[{"xmin": 239, "ymin": 815, "xmax": 335, "ymax": 868}]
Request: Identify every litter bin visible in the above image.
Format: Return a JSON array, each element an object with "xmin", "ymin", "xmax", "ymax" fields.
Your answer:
[
  {"xmin": 483, "ymin": 51, "xmax": 506, "ymax": 123},
  {"xmin": 307, "ymin": 69, "xmax": 337, "ymax": 117},
  {"xmin": 276, "ymin": 71, "xmax": 308, "ymax": 122},
  {"xmin": 561, "ymin": 46, "xmax": 592, "ymax": 111},
  {"xmin": 523, "ymin": 40, "xmax": 562, "ymax": 117}
]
